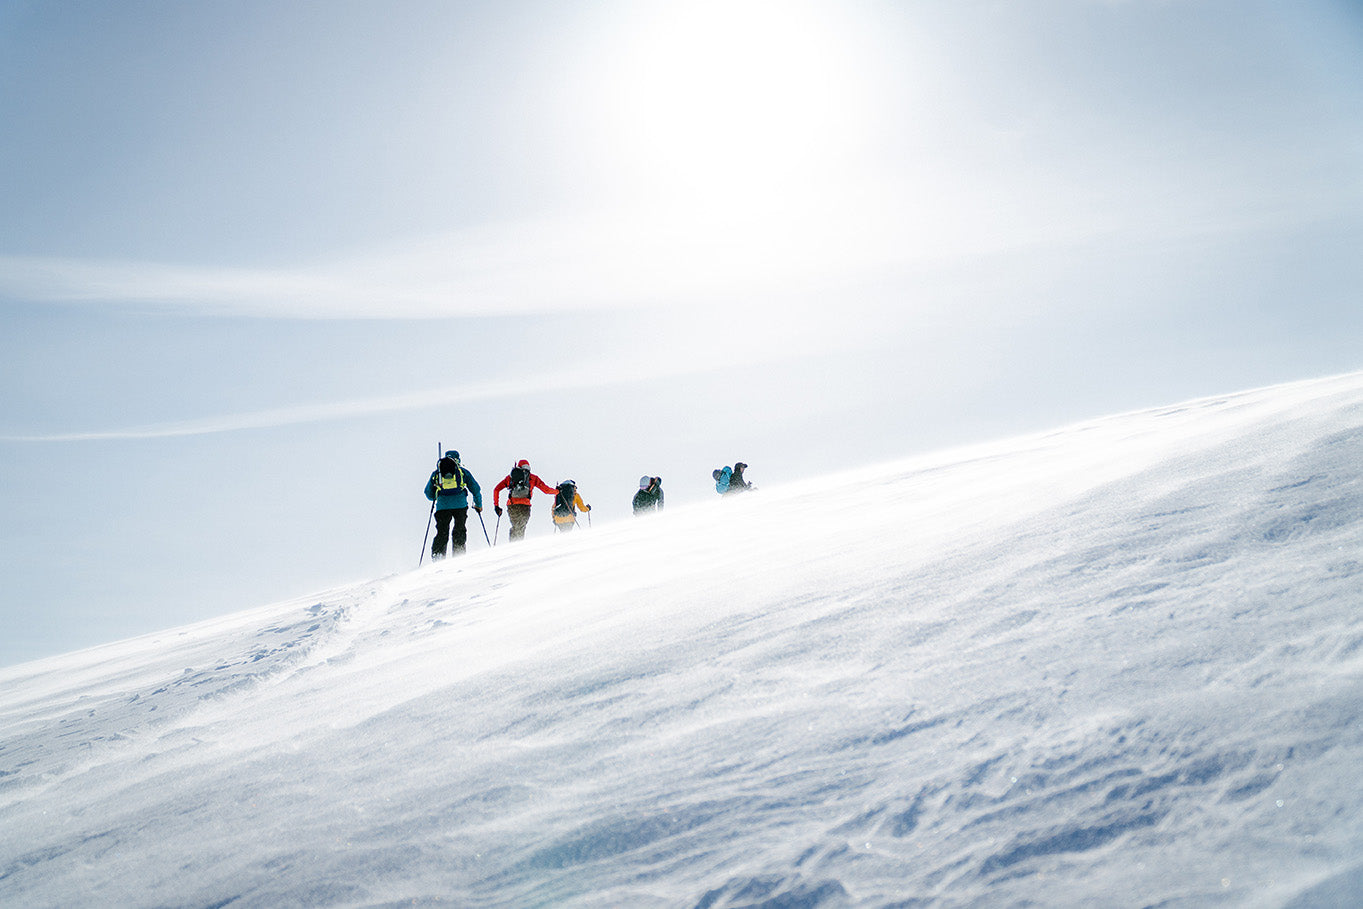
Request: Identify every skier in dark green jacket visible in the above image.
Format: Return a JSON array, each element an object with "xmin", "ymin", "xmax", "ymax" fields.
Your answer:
[{"xmin": 633, "ymin": 476, "xmax": 664, "ymax": 515}]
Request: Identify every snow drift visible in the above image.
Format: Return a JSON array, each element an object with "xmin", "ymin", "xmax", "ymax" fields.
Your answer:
[{"xmin": 4, "ymin": 372, "xmax": 1363, "ymax": 908}]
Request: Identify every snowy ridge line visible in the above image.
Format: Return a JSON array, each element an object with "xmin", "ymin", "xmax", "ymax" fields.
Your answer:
[{"xmin": 792, "ymin": 367, "xmax": 1363, "ymax": 507}]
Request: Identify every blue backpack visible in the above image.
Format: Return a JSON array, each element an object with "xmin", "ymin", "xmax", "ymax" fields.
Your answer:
[{"xmin": 713, "ymin": 466, "xmax": 732, "ymax": 494}]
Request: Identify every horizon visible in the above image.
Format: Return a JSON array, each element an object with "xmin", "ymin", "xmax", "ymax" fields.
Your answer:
[
  {"xmin": 3, "ymin": 0, "xmax": 1363, "ymax": 666},
  {"xmin": 5, "ymin": 367, "xmax": 1360, "ymax": 672}
]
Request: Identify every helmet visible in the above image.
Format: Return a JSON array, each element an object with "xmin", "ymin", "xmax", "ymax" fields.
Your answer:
[
  {"xmin": 445, "ymin": 450, "xmax": 460, "ymax": 460},
  {"xmin": 517, "ymin": 459, "xmax": 530, "ymax": 468},
  {"xmin": 639, "ymin": 475, "xmax": 651, "ymax": 489}
]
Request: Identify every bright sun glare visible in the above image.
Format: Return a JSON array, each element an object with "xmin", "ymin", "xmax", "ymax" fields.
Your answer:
[
  {"xmin": 558, "ymin": 0, "xmax": 899, "ymax": 305},
  {"xmin": 595, "ymin": 0, "xmax": 877, "ymax": 211}
]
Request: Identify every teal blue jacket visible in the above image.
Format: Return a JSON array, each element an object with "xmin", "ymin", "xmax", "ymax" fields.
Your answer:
[{"xmin": 425, "ymin": 465, "xmax": 483, "ymax": 511}]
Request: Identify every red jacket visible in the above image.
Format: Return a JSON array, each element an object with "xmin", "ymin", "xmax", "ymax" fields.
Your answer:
[{"xmin": 493, "ymin": 471, "xmax": 557, "ymax": 507}]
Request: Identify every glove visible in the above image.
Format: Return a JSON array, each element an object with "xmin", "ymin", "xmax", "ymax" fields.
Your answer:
[
  {"xmin": 494, "ymin": 505, "xmax": 503, "ymax": 517},
  {"xmin": 474, "ymin": 506, "xmax": 483, "ymax": 513},
  {"xmin": 585, "ymin": 504, "xmax": 592, "ymax": 511}
]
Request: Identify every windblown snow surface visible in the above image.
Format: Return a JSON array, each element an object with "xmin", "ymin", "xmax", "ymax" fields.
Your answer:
[{"xmin": 5, "ymin": 373, "xmax": 1363, "ymax": 908}]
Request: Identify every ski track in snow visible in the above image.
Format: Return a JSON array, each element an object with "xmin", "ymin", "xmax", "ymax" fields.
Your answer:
[{"xmin": 3, "ymin": 373, "xmax": 1363, "ymax": 907}]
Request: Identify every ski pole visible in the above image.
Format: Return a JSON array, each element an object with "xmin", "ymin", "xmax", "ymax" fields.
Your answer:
[
  {"xmin": 476, "ymin": 509, "xmax": 492, "ymax": 547},
  {"xmin": 419, "ymin": 441, "xmax": 441, "ymax": 566},
  {"xmin": 493, "ymin": 508, "xmax": 501, "ymax": 545},
  {"xmin": 419, "ymin": 497, "xmax": 436, "ymax": 566}
]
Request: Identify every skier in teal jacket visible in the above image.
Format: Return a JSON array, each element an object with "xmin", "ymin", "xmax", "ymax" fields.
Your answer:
[
  {"xmin": 713, "ymin": 462, "xmax": 753, "ymax": 495},
  {"xmin": 424, "ymin": 450, "xmax": 483, "ymax": 558}
]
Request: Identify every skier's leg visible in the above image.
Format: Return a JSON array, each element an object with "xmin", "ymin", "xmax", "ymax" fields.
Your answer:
[
  {"xmin": 509, "ymin": 504, "xmax": 531, "ymax": 541},
  {"xmin": 451, "ymin": 508, "xmax": 469, "ymax": 554},
  {"xmin": 432, "ymin": 510, "xmax": 453, "ymax": 560}
]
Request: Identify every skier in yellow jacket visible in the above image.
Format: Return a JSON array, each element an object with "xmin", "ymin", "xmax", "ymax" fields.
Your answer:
[{"xmin": 551, "ymin": 479, "xmax": 591, "ymax": 531}]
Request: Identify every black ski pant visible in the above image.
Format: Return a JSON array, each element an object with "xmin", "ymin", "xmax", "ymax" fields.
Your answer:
[
  {"xmin": 507, "ymin": 503, "xmax": 532, "ymax": 541},
  {"xmin": 432, "ymin": 508, "xmax": 468, "ymax": 558}
]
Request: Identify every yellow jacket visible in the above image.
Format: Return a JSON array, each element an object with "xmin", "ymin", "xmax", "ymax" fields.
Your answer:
[{"xmin": 552, "ymin": 489, "xmax": 590, "ymax": 525}]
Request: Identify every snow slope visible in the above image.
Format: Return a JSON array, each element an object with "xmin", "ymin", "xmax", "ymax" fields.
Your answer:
[{"xmin": 4, "ymin": 372, "xmax": 1363, "ymax": 908}]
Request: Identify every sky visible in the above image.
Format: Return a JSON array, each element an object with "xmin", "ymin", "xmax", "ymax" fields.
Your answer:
[
  {"xmin": 2, "ymin": 0, "xmax": 1363, "ymax": 666},
  {"xmin": 3, "ymin": 372, "xmax": 1363, "ymax": 905}
]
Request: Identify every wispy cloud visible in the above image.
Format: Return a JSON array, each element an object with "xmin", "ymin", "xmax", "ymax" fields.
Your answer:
[
  {"xmin": 0, "ymin": 216, "xmax": 870, "ymax": 319},
  {"xmin": 1, "ymin": 161, "xmax": 1334, "ymax": 322},
  {"xmin": 0, "ymin": 350, "xmax": 794, "ymax": 443},
  {"xmin": 1, "ymin": 386, "xmax": 510, "ymax": 442},
  {"xmin": 0, "ymin": 177, "xmax": 1137, "ymax": 320}
]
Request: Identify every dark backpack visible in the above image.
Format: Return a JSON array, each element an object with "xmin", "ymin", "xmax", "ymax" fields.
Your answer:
[
  {"xmin": 437, "ymin": 456, "xmax": 464, "ymax": 491},
  {"xmin": 509, "ymin": 465, "xmax": 532, "ymax": 499},
  {"xmin": 554, "ymin": 481, "xmax": 577, "ymax": 517}
]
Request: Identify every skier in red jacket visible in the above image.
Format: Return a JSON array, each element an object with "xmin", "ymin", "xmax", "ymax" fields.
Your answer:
[{"xmin": 492, "ymin": 459, "xmax": 558, "ymax": 542}]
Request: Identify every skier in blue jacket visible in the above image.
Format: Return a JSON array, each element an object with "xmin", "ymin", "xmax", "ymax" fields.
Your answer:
[
  {"xmin": 424, "ymin": 450, "xmax": 483, "ymax": 559},
  {"xmin": 713, "ymin": 462, "xmax": 753, "ymax": 495}
]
